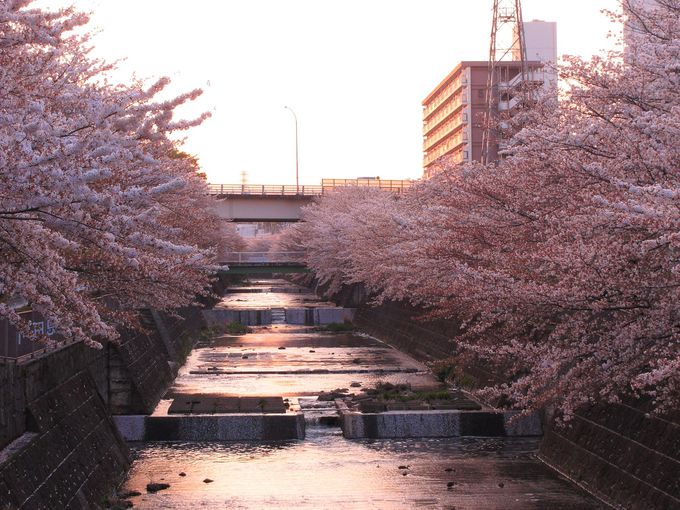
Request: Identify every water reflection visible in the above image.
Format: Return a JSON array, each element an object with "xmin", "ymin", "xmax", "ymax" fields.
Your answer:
[
  {"xmin": 120, "ymin": 279, "xmax": 600, "ymax": 509},
  {"xmin": 122, "ymin": 431, "xmax": 597, "ymax": 509}
]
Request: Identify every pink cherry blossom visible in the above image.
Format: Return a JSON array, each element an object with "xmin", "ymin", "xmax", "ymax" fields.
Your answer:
[
  {"xmin": 287, "ymin": 0, "xmax": 680, "ymax": 418},
  {"xmin": 1, "ymin": 1, "xmax": 220, "ymax": 347}
]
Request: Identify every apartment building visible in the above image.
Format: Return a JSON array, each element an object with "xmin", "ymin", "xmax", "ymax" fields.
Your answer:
[{"xmin": 422, "ymin": 20, "xmax": 556, "ymax": 178}]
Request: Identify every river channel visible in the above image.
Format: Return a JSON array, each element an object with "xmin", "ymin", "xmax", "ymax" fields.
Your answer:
[{"xmin": 119, "ymin": 279, "xmax": 602, "ymax": 509}]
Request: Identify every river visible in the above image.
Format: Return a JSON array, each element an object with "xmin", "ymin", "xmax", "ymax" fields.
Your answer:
[{"xmin": 119, "ymin": 278, "xmax": 601, "ymax": 509}]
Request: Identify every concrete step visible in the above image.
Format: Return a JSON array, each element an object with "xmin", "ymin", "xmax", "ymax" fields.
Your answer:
[
  {"xmin": 114, "ymin": 413, "xmax": 305, "ymax": 441},
  {"xmin": 336, "ymin": 399, "xmax": 542, "ymax": 439},
  {"xmin": 271, "ymin": 308, "xmax": 286, "ymax": 324}
]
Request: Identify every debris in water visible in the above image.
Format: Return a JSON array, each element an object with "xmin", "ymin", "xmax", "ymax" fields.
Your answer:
[
  {"xmin": 146, "ymin": 482, "xmax": 170, "ymax": 493},
  {"xmin": 118, "ymin": 491, "xmax": 141, "ymax": 498}
]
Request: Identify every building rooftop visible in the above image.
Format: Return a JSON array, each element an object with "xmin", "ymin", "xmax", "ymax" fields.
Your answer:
[{"xmin": 422, "ymin": 60, "xmax": 542, "ymax": 105}]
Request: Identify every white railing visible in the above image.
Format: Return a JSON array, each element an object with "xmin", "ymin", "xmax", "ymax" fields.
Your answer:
[{"xmin": 221, "ymin": 251, "xmax": 305, "ymax": 264}]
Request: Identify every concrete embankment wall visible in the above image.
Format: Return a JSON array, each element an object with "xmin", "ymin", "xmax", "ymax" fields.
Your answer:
[
  {"xmin": 0, "ymin": 306, "xmax": 207, "ymax": 509},
  {"xmin": 0, "ymin": 344, "xmax": 129, "ymax": 509},
  {"xmin": 539, "ymin": 404, "xmax": 680, "ymax": 510},
  {"xmin": 109, "ymin": 307, "xmax": 205, "ymax": 414},
  {"xmin": 352, "ymin": 298, "xmax": 680, "ymax": 510}
]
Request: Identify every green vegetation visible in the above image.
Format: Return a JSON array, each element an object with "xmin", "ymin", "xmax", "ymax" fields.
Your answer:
[
  {"xmin": 453, "ymin": 372, "xmax": 476, "ymax": 389},
  {"xmin": 428, "ymin": 359, "xmax": 476, "ymax": 388},
  {"xmin": 177, "ymin": 331, "xmax": 194, "ymax": 365},
  {"xmin": 361, "ymin": 382, "xmax": 453, "ymax": 402},
  {"xmin": 176, "ymin": 327, "xmax": 221, "ymax": 365},
  {"xmin": 430, "ymin": 359, "xmax": 456, "ymax": 383},
  {"xmin": 224, "ymin": 321, "xmax": 249, "ymax": 335}
]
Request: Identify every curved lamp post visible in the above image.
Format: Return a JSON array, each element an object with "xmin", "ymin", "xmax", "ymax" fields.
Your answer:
[{"xmin": 284, "ymin": 106, "xmax": 299, "ymax": 194}]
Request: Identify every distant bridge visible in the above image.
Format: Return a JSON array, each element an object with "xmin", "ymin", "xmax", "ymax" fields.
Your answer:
[
  {"xmin": 209, "ymin": 180, "xmax": 413, "ymax": 222},
  {"xmin": 219, "ymin": 251, "xmax": 309, "ymax": 274}
]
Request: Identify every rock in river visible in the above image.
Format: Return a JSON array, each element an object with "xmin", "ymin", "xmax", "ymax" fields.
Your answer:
[{"xmin": 146, "ymin": 482, "xmax": 170, "ymax": 493}]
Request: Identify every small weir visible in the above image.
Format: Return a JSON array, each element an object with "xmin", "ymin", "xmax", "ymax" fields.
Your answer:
[{"xmin": 117, "ymin": 278, "xmax": 602, "ymax": 509}]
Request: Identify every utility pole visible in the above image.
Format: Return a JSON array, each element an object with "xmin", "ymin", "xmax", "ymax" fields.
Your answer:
[{"xmin": 481, "ymin": 0, "xmax": 528, "ymax": 165}]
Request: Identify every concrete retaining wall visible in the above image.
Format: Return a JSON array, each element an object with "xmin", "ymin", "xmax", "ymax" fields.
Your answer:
[
  {"xmin": 202, "ymin": 309, "xmax": 272, "ymax": 327},
  {"xmin": 0, "ymin": 306, "xmax": 208, "ymax": 509},
  {"xmin": 0, "ymin": 363, "xmax": 25, "ymax": 453},
  {"xmin": 285, "ymin": 307, "xmax": 355, "ymax": 325},
  {"xmin": 1, "ymin": 342, "xmax": 109, "ymax": 452},
  {"xmin": 354, "ymin": 301, "xmax": 503, "ymax": 387},
  {"xmin": 0, "ymin": 349, "xmax": 130, "ymax": 509},
  {"xmin": 340, "ymin": 409, "xmax": 542, "ymax": 439},
  {"xmin": 539, "ymin": 403, "xmax": 680, "ymax": 510},
  {"xmin": 110, "ymin": 307, "xmax": 208, "ymax": 415},
  {"xmin": 114, "ymin": 413, "xmax": 306, "ymax": 442}
]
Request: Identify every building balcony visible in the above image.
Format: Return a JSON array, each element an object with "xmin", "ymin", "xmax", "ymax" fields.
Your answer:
[
  {"xmin": 423, "ymin": 96, "xmax": 468, "ymax": 135},
  {"xmin": 423, "ymin": 117, "xmax": 468, "ymax": 151},
  {"xmin": 423, "ymin": 77, "xmax": 467, "ymax": 120},
  {"xmin": 423, "ymin": 132, "xmax": 469, "ymax": 167}
]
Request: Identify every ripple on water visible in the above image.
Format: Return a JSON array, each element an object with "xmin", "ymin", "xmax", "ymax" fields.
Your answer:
[{"xmin": 121, "ymin": 434, "xmax": 599, "ymax": 510}]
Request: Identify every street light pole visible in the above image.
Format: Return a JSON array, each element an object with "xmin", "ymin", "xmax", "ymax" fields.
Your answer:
[{"xmin": 284, "ymin": 106, "xmax": 299, "ymax": 194}]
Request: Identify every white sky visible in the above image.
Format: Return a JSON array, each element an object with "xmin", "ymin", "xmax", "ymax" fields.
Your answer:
[{"xmin": 38, "ymin": 0, "xmax": 620, "ymax": 184}]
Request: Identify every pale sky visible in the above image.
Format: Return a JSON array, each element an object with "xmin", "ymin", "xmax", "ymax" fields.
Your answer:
[{"xmin": 38, "ymin": 0, "xmax": 619, "ymax": 184}]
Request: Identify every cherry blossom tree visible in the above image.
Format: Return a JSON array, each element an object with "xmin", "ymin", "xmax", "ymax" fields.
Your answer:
[
  {"xmin": 0, "ymin": 1, "xmax": 218, "ymax": 347},
  {"xmin": 290, "ymin": 187, "xmax": 416, "ymax": 296},
  {"xmin": 287, "ymin": 0, "xmax": 680, "ymax": 418}
]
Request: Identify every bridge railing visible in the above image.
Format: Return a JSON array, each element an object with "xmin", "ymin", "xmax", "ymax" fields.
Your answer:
[
  {"xmin": 320, "ymin": 178, "xmax": 413, "ymax": 193},
  {"xmin": 208, "ymin": 180, "xmax": 414, "ymax": 197},
  {"xmin": 221, "ymin": 251, "xmax": 306, "ymax": 264},
  {"xmin": 208, "ymin": 184, "xmax": 322, "ymax": 196}
]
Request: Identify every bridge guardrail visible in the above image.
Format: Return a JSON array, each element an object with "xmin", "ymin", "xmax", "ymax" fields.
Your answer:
[
  {"xmin": 208, "ymin": 185, "xmax": 322, "ymax": 196},
  {"xmin": 208, "ymin": 180, "xmax": 414, "ymax": 197},
  {"xmin": 320, "ymin": 178, "xmax": 413, "ymax": 193},
  {"xmin": 221, "ymin": 251, "xmax": 306, "ymax": 264}
]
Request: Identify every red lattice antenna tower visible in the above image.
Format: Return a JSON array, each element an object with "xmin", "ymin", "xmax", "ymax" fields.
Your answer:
[{"xmin": 481, "ymin": 0, "xmax": 528, "ymax": 165}]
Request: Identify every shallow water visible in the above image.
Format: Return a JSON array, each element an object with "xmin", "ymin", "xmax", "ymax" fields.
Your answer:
[
  {"xmin": 120, "ymin": 279, "xmax": 601, "ymax": 509},
  {"xmin": 122, "ymin": 430, "xmax": 599, "ymax": 509}
]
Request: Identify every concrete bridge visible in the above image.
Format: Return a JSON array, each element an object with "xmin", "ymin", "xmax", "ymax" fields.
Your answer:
[{"xmin": 209, "ymin": 180, "xmax": 413, "ymax": 222}]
